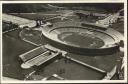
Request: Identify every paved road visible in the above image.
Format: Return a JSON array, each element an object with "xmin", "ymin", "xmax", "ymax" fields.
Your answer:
[{"xmin": 3, "ymin": 14, "xmax": 36, "ymax": 28}]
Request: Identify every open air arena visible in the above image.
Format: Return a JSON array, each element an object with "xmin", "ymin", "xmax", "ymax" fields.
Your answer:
[{"xmin": 1, "ymin": 2, "xmax": 127, "ymax": 82}]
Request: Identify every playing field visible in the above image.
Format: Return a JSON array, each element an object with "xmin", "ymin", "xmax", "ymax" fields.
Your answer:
[{"xmin": 58, "ymin": 32, "xmax": 104, "ymax": 48}]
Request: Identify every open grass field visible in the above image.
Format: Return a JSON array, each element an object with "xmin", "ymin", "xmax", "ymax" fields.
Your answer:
[
  {"xmin": 2, "ymin": 28, "xmax": 105, "ymax": 80},
  {"xmin": 2, "ymin": 11, "xmax": 124, "ymax": 80}
]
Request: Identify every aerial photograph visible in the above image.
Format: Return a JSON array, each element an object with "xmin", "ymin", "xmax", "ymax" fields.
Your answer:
[{"xmin": 2, "ymin": 3, "xmax": 125, "ymax": 81}]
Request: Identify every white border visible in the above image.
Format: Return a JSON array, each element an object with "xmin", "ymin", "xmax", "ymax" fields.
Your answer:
[
  {"xmin": 124, "ymin": 0, "xmax": 127, "ymax": 82},
  {"xmin": 0, "ymin": 0, "xmax": 127, "ymax": 83},
  {"xmin": 0, "ymin": 0, "xmax": 2, "ymax": 83},
  {"xmin": 0, "ymin": 0, "xmax": 126, "ymax": 3}
]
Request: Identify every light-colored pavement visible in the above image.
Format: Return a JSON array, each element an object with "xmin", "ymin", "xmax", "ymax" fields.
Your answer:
[{"xmin": 3, "ymin": 13, "xmax": 36, "ymax": 28}]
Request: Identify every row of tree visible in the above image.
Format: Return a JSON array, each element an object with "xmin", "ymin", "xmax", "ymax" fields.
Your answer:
[{"xmin": 3, "ymin": 3, "xmax": 123, "ymax": 13}]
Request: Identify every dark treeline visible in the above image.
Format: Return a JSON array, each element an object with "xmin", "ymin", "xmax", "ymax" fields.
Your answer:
[
  {"xmin": 2, "ymin": 3, "xmax": 124, "ymax": 13},
  {"xmin": 2, "ymin": 4, "xmax": 51, "ymax": 13}
]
